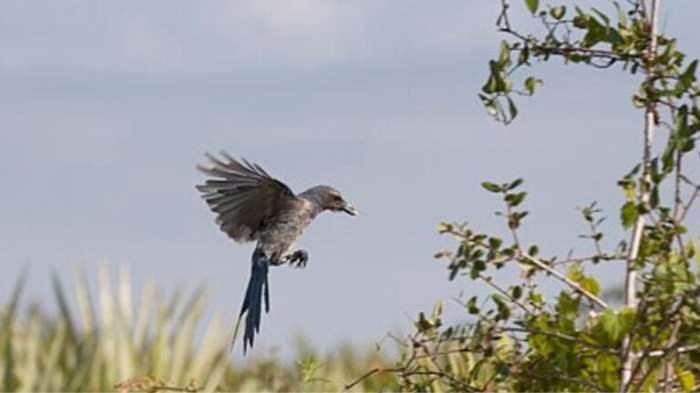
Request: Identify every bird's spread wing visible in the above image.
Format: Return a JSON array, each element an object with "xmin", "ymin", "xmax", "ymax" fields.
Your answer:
[{"xmin": 196, "ymin": 152, "xmax": 296, "ymax": 242}]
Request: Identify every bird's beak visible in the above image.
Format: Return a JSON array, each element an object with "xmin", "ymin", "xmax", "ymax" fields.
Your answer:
[{"xmin": 342, "ymin": 203, "xmax": 359, "ymax": 216}]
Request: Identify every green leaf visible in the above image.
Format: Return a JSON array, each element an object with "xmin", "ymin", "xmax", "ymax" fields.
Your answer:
[
  {"xmin": 573, "ymin": 12, "xmax": 589, "ymax": 29},
  {"xmin": 473, "ymin": 259, "xmax": 486, "ymax": 273},
  {"xmin": 566, "ymin": 262, "xmax": 583, "ymax": 282},
  {"xmin": 482, "ymin": 74, "xmax": 497, "ymax": 94},
  {"xmin": 505, "ymin": 192, "xmax": 527, "ymax": 207},
  {"xmin": 507, "ymin": 96, "xmax": 518, "ymax": 122},
  {"xmin": 437, "ymin": 222, "xmax": 453, "ymax": 234},
  {"xmin": 432, "ymin": 300, "xmax": 444, "ymax": 319},
  {"xmin": 524, "ymin": 76, "xmax": 543, "ymax": 95},
  {"xmin": 498, "ymin": 40, "xmax": 511, "ymax": 67},
  {"xmin": 677, "ymin": 105, "xmax": 690, "ymax": 138},
  {"xmin": 415, "ymin": 312, "xmax": 433, "ymax": 332},
  {"xmin": 550, "ymin": 6, "xmax": 566, "ymax": 20},
  {"xmin": 615, "ymin": 2, "xmax": 628, "ymax": 28},
  {"xmin": 518, "ymin": 46, "xmax": 530, "ymax": 65},
  {"xmin": 511, "ymin": 286, "xmax": 523, "ymax": 300},
  {"xmin": 481, "ymin": 182, "xmax": 503, "ymax": 193},
  {"xmin": 650, "ymin": 186, "xmax": 659, "ymax": 208},
  {"xmin": 581, "ymin": 276, "xmax": 601, "ymax": 296},
  {"xmin": 3, "ymin": 272, "xmax": 26, "ymax": 393},
  {"xmin": 486, "ymin": 59, "xmax": 510, "ymax": 93},
  {"xmin": 509, "ymin": 211, "xmax": 529, "ymax": 230},
  {"xmin": 467, "ymin": 296, "xmax": 480, "ymax": 314},
  {"xmin": 620, "ymin": 201, "xmax": 638, "ymax": 229},
  {"xmin": 488, "ymin": 237, "xmax": 503, "ymax": 250},
  {"xmin": 52, "ymin": 273, "xmax": 77, "ymax": 344},
  {"xmin": 527, "ymin": 245, "xmax": 539, "ymax": 257},
  {"xmin": 492, "ymin": 294, "xmax": 511, "ymax": 320},
  {"xmin": 681, "ymin": 60, "xmax": 698, "ymax": 85},
  {"xmin": 525, "ymin": 0, "xmax": 539, "ymax": 15},
  {"xmin": 479, "ymin": 93, "xmax": 498, "ymax": 116},
  {"xmin": 596, "ymin": 354, "xmax": 619, "ymax": 391},
  {"xmin": 676, "ymin": 367, "xmax": 695, "ymax": 392},
  {"xmin": 661, "ymin": 141, "xmax": 676, "ymax": 174},
  {"xmin": 600, "ymin": 309, "xmax": 623, "ymax": 342},
  {"xmin": 508, "ymin": 178, "xmax": 524, "ymax": 190},
  {"xmin": 556, "ymin": 292, "xmax": 580, "ymax": 320}
]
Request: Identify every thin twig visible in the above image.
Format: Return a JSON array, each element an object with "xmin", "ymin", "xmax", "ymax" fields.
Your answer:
[
  {"xmin": 479, "ymin": 273, "xmax": 538, "ymax": 314},
  {"xmin": 520, "ymin": 253, "xmax": 609, "ymax": 309},
  {"xmin": 678, "ymin": 183, "xmax": 700, "ymax": 223},
  {"xmin": 344, "ymin": 367, "xmax": 397, "ymax": 391},
  {"xmin": 648, "ymin": 343, "xmax": 700, "ymax": 357}
]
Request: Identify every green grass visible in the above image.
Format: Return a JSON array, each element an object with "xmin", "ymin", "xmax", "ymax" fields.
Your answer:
[{"xmin": 0, "ymin": 266, "xmax": 397, "ymax": 392}]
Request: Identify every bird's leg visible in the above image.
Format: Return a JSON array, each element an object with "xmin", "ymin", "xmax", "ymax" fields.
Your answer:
[
  {"xmin": 286, "ymin": 249, "xmax": 309, "ymax": 269},
  {"xmin": 269, "ymin": 259, "xmax": 286, "ymax": 266}
]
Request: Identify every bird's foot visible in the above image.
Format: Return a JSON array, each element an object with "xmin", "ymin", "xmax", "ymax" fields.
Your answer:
[{"xmin": 287, "ymin": 250, "xmax": 309, "ymax": 269}]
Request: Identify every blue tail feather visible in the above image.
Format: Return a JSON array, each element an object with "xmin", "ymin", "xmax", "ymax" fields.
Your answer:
[
  {"xmin": 233, "ymin": 248, "xmax": 270, "ymax": 354},
  {"xmin": 264, "ymin": 275, "xmax": 270, "ymax": 313}
]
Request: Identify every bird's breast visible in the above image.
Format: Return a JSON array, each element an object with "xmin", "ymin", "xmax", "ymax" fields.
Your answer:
[{"xmin": 257, "ymin": 198, "xmax": 318, "ymax": 262}]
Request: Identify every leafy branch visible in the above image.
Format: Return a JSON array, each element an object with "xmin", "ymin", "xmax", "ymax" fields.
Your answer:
[{"xmin": 349, "ymin": 0, "xmax": 700, "ymax": 391}]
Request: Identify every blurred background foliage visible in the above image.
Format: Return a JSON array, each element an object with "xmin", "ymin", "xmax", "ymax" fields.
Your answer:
[{"xmin": 0, "ymin": 266, "xmax": 397, "ymax": 392}]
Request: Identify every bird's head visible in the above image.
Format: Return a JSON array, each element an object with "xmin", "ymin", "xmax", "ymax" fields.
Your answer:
[{"xmin": 304, "ymin": 185, "xmax": 358, "ymax": 216}]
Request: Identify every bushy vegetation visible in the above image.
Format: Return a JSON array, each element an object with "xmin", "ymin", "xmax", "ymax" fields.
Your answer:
[
  {"xmin": 374, "ymin": 0, "xmax": 700, "ymax": 392},
  {"xmin": 0, "ymin": 267, "xmax": 396, "ymax": 392}
]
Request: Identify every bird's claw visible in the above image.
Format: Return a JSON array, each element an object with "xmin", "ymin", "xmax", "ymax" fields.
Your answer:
[{"xmin": 287, "ymin": 250, "xmax": 308, "ymax": 268}]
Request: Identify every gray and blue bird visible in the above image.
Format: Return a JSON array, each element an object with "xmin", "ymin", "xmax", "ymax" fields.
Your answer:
[{"xmin": 196, "ymin": 152, "xmax": 357, "ymax": 353}]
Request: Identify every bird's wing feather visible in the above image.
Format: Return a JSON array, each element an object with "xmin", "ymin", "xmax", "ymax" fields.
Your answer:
[{"xmin": 196, "ymin": 152, "xmax": 297, "ymax": 242}]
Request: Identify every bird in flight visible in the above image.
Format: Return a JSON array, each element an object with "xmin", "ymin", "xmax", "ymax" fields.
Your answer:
[{"xmin": 196, "ymin": 152, "xmax": 358, "ymax": 353}]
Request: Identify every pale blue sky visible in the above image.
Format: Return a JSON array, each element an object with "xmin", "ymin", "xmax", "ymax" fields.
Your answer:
[{"xmin": 1, "ymin": 0, "xmax": 699, "ymax": 358}]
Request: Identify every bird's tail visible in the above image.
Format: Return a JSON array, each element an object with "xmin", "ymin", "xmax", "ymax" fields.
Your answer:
[{"xmin": 231, "ymin": 248, "xmax": 270, "ymax": 354}]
